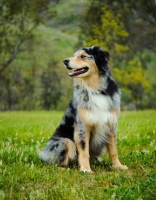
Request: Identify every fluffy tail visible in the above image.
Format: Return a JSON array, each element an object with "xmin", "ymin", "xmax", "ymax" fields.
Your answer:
[{"xmin": 39, "ymin": 137, "xmax": 77, "ymax": 166}]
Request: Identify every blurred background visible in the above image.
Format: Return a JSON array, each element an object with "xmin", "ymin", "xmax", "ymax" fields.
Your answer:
[{"xmin": 0, "ymin": 0, "xmax": 156, "ymax": 111}]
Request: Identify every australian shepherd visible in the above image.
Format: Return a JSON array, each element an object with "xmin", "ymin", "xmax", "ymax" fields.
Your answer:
[{"xmin": 39, "ymin": 46, "xmax": 128, "ymax": 172}]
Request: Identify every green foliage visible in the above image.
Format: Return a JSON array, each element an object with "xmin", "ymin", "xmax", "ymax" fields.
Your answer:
[
  {"xmin": 40, "ymin": 59, "xmax": 62, "ymax": 110},
  {"xmin": 0, "ymin": 23, "xmax": 76, "ymax": 110},
  {"xmin": 0, "ymin": 0, "xmax": 57, "ymax": 73},
  {"xmin": 86, "ymin": 7, "xmax": 129, "ymax": 56},
  {"xmin": 48, "ymin": 0, "xmax": 88, "ymax": 34},
  {"xmin": 113, "ymin": 58, "xmax": 150, "ymax": 107},
  {"xmin": 78, "ymin": 1, "xmax": 156, "ymax": 109},
  {"xmin": 0, "ymin": 111, "xmax": 156, "ymax": 199},
  {"xmin": 0, "ymin": 0, "xmax": 155, "ymax": 110},
  {"xmin": 90, "ymin": 0, "xmax": 156, "ymax": 53}
]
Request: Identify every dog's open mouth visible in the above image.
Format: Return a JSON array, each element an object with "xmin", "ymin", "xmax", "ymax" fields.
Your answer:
[{"xmin": 68, "ymin": 67, "xmax": 89, "ymax": 77}]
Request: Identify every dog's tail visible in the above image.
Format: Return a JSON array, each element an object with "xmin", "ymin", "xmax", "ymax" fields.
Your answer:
[{"xmin": 39, "ymin": 137, "xmax": 77, "ymax": 166}]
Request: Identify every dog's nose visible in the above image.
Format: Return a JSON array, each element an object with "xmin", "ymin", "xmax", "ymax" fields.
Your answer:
[{"xmin": 63, "ymin": 58, "xmax": 70, "ymax": 66}]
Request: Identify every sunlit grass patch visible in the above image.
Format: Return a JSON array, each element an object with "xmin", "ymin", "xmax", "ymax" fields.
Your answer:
[{"xmin": 0, "ymin": 110, "xmax": 156, "ymax": 199}]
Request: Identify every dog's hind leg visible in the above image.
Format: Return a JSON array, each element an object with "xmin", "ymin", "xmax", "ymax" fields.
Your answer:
[
  {"xmin": 60, "ymin": 138, "xmax": 77, "ymax": 166},
  {"xmin": 39, "ymin": 137, "xmax": 77, "ymax": 166}
]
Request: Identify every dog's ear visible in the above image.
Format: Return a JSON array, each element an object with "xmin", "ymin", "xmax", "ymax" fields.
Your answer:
[{"xmin": 91, "ymin": 46, "xmax": 110, "ymax": 73}]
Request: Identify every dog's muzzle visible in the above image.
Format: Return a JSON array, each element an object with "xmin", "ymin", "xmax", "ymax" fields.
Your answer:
[
  {"xmin": 63, "ymin": 59, "xmax": 72, "ymax": 70},
  {"xmin": 63, "ymin": 58, "xmax": 89, "ymax": 77}
]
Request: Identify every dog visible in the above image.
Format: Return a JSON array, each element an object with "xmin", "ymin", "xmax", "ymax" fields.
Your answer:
[{"xmin": 39, "ymin": 46, "xmax": 128, "ymax": 172}]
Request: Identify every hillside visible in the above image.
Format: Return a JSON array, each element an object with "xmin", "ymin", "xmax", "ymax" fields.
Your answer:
[
  {"xmin": 15, "ymin": 0, "xmax": 87, "ymax": 72},
  {"xmin": 48, "ymin": 0, "xmax": 88, "ymax": 34},
  {"xmin": 8, "ymin": 0, "xmax": 89, "ymax": 110},
  {"xmin": 0, "ymin": 0, "xmax": 155, "ymax": 111}
]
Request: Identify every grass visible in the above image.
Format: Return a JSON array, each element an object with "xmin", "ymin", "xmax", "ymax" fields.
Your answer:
[{"xmin": 0, "ymin": 110, "xmax": 156, "ymax": 199}]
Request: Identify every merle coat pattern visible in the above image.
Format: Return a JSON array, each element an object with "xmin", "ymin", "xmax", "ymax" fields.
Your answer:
[{"xmin": 39, "ymin": 46, "xmax": 128, "ymax": 172}]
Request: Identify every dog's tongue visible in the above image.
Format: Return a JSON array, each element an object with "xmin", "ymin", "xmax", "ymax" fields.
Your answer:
[{"xmin": 69, "ymin": 68, "xmax": 85, "ymax": 76}]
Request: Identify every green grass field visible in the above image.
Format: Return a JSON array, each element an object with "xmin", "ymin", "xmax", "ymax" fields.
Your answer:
[{"xmin": 0, "ymin": 110, "xmax": 156, "ymax": 199}]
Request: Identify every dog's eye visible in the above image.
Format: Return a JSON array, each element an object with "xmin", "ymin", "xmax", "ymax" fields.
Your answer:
[{"xmin": 80, "ymin": 55, "xmax": 86, "ymax": 59}]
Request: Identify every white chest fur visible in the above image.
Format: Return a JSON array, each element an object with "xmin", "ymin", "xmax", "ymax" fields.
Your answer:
[
  {"xmin": 74, "ymin": 84, "xmax": 120, "ymax": 127},
  {"xmin": 86, "ymin": 93, "xmax": 112, "ymax": 124},
  {"xmin": 80, "ymin": 91, "xmax": 119, "ymax": 146}
]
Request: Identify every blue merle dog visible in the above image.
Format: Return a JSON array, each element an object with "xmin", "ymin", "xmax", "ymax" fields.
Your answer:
[{"xmin": 39, "ymin": 46, "xmax": 128, "ymax": 172}]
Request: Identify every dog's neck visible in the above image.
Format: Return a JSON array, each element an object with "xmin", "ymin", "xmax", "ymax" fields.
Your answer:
[{"xmin": 74, "ymin": 73, "xmax": 101, "ymax": 91}]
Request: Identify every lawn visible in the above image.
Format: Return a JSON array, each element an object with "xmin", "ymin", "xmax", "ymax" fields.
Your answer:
[{"xmin": 0, "ymin": 110, "xmax": 156, "ymax": 199}]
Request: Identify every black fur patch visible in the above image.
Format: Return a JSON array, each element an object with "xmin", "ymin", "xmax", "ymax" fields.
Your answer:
[
  {"xmin": 76, "ymin": 85, "xmax": 80, "ymax": 89},
  {"xmin": 100, "ymin": 77, "xmax": 119, "ymax": 98},
  {"xmin": 100, "ymin": 90, "xmax": 107, "ymax": 96},
  {"xmin": 80, "ymin": 140, "xmax": 85, "ymax": 150},
  {"xmin": 82, "ymin": 46, "xmax": 109, "ymax": 74},
  {"xmin": 59, "ymin": 149, "xmax": 66, "ymax": 162},
  {"xmin": 54, "ymin": 125, "xmax": 74, "ymax": 141},
  {"xmin": 51, "ymin": 137, "xmax": 59, "ymax": 141},
  {"xmin": 50, "ymin": 143, "xmax": 58, "ymax": 151},
  {"xmin": 52, "ymin": 100, "xmax": 76, "ymax": 141},
  {"xmin": 105, "ymin": 77, "xmax": 119, "ymax": 98}
]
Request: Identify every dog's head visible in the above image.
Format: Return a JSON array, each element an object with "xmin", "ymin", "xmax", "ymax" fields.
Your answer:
[{"xmin": 63, "ymin": 46, "xmax": 109, "ymax": 78}]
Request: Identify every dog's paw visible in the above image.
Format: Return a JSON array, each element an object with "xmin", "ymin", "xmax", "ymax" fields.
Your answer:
[
  {"xmin": 112, "ymin": 164, "xmax": 128, "ymax": 170},
  {"xmin": 80, "ymin": 170, "xmax": 93, "ymax": 174},
  {"xmin": 80, "ymin": 168, "xmax": 93, "ymax": 173}
]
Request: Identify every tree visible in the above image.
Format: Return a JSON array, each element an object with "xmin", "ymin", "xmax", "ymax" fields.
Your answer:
[
  {"xmin": 103, "ymin": 0, "xmax": 156, "ymax": 53},
  {"xmin": 78, "ymin": 2, "xmax": 152, "ymax": 108},
  {"xmin": 85, "ymin": 7, "xmax": 129, "ymax": 59},
  {"xmin": 0, "ymin": 0, "xmax": 59, "ymax": 110},
  {"xmin": 0, "ymin": 0, "xmax": 58, "ymax": 75},
  {"xmin": 40, "ymin": 59, "xmax": 62, "ymax": 110},
  {"xmin": 0, "ymin": 65, "xmax": 26, "ymax": 110},
  {"xmin": 78, "ymin": 0, "xmax": 156, "ymax": 53},
  {"xmin": 113, "ymin": 58, "xmax": 150, "ymax": 108}
]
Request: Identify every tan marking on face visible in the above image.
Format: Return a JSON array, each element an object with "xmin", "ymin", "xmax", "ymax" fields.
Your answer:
[
  {"xmin": 68, "ymin": 50, "xmax": 101, "ymax": 89},
  {"xmin": 75, "ymin": 72, "xmax": 101, "ymax": 90},
  {"xmin": 70, "ymin": 50, "xmax": 95, "ymax": 70}
]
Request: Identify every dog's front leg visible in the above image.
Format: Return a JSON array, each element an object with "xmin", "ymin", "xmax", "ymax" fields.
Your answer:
[
  {"xmin": 106, "ymin": 133, "xmax": 128, "ymax": 170},
  {"xmin": 74, "ymin": 123, "xmax": 92, "ymax": 173}
]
